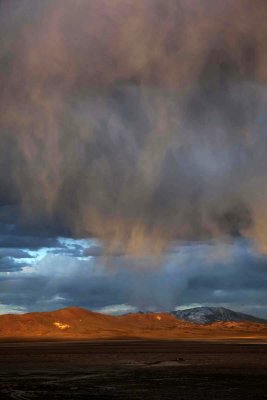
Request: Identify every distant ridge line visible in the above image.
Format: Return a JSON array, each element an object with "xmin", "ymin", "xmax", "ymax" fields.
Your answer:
[{"xmin": 0, "ymin": 306, "xmax": 266, "ymax": 340}]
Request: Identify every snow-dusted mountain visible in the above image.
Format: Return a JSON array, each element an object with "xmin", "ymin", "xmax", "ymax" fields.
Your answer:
[
  {"xmin": 0, "ymin": 307, "xmax": 267, "ymax": 339},
  {"xmin": 171, "ymin": 307, "xmax": 267, "ymax": 325}
]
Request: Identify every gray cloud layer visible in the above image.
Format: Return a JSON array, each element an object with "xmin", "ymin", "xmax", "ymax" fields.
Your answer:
[
  {"xmin": 0, "ymin": 222, "xmax": 266, "ymax": 318},
  {"xmin": 0, "ymin": 1, "xmax": 267, "ymax": 316},
  {"xmin": 0, "ymin": 1, "xmax": 267, "ymax": 252}
]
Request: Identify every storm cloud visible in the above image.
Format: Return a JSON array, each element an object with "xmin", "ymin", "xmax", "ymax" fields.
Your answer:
[
  {"xmin": 0, "ymin": 1, "xmax": 267, "ymax": 316},
  {"xmin": 0, "ymin": 209, "xmax": 266, "ymax": 319},
  {"xmin": 0, "ymin": 0, "xmax": 267, "ymax": 252}
]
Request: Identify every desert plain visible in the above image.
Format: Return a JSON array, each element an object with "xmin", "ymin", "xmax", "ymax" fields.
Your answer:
[{"xmin": 0, "ymin": 308, "xmax": 267, "ymax": 399}]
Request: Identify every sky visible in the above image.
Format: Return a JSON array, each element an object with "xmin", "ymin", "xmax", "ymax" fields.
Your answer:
[
  {"xmin": 0, "ymin": 205, "xmax": 267, "ymax": 318},
  {"xmin": 0, "ymin": 0, "xmax": 267, "ymax": 317}
]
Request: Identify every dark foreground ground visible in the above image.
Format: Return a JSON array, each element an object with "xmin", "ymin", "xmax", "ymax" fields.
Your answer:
[{"xmin": 0, "ymin": 340, "xmax": 267, "ymax": 399}]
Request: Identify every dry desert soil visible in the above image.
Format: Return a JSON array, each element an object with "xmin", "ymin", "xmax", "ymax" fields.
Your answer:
[{"xmin": 0, "ymin": 339, "xmax": 267, "ymax": 400}]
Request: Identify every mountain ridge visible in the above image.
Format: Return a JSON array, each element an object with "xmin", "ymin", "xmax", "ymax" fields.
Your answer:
[
  {"xmin": 171, "ymin": 307, "xmax": 267, "ymax": 325},
  {"xmin": 0, "ymin": 306, "xmax": 267, "ymax": 340}
]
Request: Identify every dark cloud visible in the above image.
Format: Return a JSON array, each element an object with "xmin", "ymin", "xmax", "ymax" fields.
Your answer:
[
  {"xmin": 0, "ymin": 235, "xmax": 60, "ymax": 250},
  {"xmin": 0, "ymin": 257, "xmax": 25, "ymax": 272},
  {"xmin": 0, "ymin": 240, "xmax": 266, "ymax": 317},
  {"xmin": 0, "ymin": 248, "xmax": 30, "ymax": 258},
  {"xmin": 0, "ymin": 1, "xmax": 267, "ymax": 317},
  {"xmin": 0, "ymin": 1, "xmax": 267, "ymax": 252}
]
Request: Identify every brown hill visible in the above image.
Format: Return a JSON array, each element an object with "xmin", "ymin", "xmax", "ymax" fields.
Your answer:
[{"xmin": 0, "ymin": 307, "xmax": 267, "ymax": 340}]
